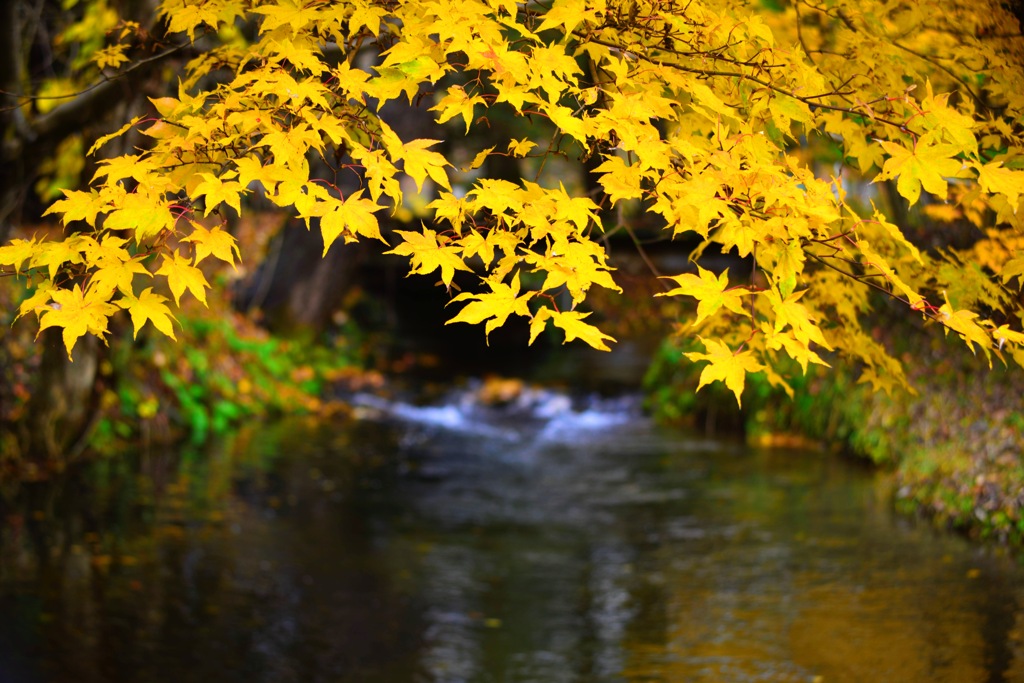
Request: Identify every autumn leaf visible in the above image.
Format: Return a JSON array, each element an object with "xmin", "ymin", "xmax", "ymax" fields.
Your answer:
[
  {"xmin": 164, "ymin": 1, "xmax": 221, "ymax": 39},
  {"xmin": 507, "ymin": 138, "xmax": 536, "ymax": 157},
  {"xmin": 547, "ymin": 310, "xmax": 616, "ymax": 351},
  {"xmin": 156, "ymin": 251, "xmax": 210, "ymax": 306},
  {"xmin": 191, "ymin": 172, "xmax": 245, "ymax": 217},
  {"xmin": 525, "ymin": 241, "xmax": 620, "ymax": 305},
  {"xmin": 398, "ymin": 138, "xmax": 452, "ymax": 191},
  {"xmin": 458, "ymin": 230, "xmax": 494, "ymax": 266},
  {"xmin": 43, "ymin": 189, "xmax": 106, "ymax": 227},
  {"xmin": 464, "ymin": 146, "xmax": 494, "ymax": 172},
  {"xmin": 94, "ymin": 45, "xmax": 130, "ymax": 70},
  {"xmin": 427, "ymin": 192, "xmax": 469, "ymax": 232},
  {"xmin": 87, "ymin": 117, "xmax": 142, "ymax": 156},
  {"xmin": 117, "ymin": 288, "xmax": 177, "ymax": 340},
  {"xmin": 29, "ymin": 240, "xmax": 86, "ymax": 280},
  {"xmin": 593, "ymin": 156, "xmax": 645, "ymax": 204},
  {"xmin": 761, "ymin": 323, "xmax": 831, "ymax": 373},
  {"xmin": 104, "ymin": 192, "xmax": 175, "ymax": 241},
  {"xmin": 536, "ymin": 0, "xmax": 594, "ymax": 34},
  {"xmin": 685, "ymin": 338, "xmax": 764, "ymax": 407},
  {"xmin": 975, "ymin": 162, "xmax": 1024, "ymax": 209},
  {"xmin": 656, "ymin": 266, "xmax": 748, "ymax": 325},
  {"xmin": 876, "ymin": 140, "xmax": 964, "ymax": 205},
  {"xmin": 234, "ymin": 157, "xmax": 290, "ymax": 194},
  {"xmin": 0, "ymin": 238, "xmax": 37, "ymax": 274},
  {"xmin": 385, "ymin": 227, "xmax": 471, "ymax": 287},
  {"xmin": 446, "ymin": 272, "xmax": 534, "ymax": 341},
  {"xmin": 937, "ymin": 294, "xmax": 991, "ymax": 362},
  {"xmin": 16, "ymin": 280, "xmax": 57, "ymax": 321},
  {"xmin": 431, "ymin": 85, "xmax": 485, "ymax": 133},
  {"xmin": 1001, "ymin": 257, "xmax": 1024, "ymax": 289},
  {"xmin": 993, "ymin": 325, "xmax": 1024, "ymax": 350},
  {"xmin": 89, "ymin": 257, "xmax": 150, "ymax": 298},
  {"xmin": 37, "ymin": 285, "xmax": 120, "ymax": 359},
  {"xmin": 183, "ymin": 222, "xmax": 241, "ymax": 267},
  {"xmin": 80, "ymin": 235, "xmax": 131, "ymax": 265},
  {"xmin": 765, "ymin": 288, "xmax": 832, "ymax": 350},
  {"xmin": 320, "ymin": 191, "xmax": 387, "ymax": 254}
]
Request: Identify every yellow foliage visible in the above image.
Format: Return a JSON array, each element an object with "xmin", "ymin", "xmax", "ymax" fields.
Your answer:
[{"xmin": 3, "ymin": 0, "xmax": 1024, "ymax": 408}]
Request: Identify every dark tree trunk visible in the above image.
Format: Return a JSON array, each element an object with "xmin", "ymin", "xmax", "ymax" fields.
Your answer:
[
  {"xmin": 239, "ymin": 220, "xmax": 368, "ymax": 336},
  {"xmin": 20, "ymin": 329, "xmax": 101, "ymax": 466},
  {"xmin": 1, "ymin": 0, "xmax": 170, "ymax": 465}
]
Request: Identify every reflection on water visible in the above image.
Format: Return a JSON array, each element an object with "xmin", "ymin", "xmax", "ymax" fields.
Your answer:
[{"xmin": 1, "ymin": 387, "xmax": 1023, "ymax": 683}]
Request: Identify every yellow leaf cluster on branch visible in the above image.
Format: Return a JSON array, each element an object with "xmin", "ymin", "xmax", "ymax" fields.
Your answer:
[{"xmin": 2, "ymin": 0, "xmax": 1024, "ymax": 405}]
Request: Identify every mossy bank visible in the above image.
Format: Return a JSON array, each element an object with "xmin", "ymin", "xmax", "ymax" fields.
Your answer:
[{"xmin": 645, "ymin": 325, "xmax": 1024, "ymax": 543}]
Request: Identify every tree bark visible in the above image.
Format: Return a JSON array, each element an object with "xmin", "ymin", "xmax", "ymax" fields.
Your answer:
[{"xmin": 20, "ymin": 329, "xmax": 100, "ymax": 466}]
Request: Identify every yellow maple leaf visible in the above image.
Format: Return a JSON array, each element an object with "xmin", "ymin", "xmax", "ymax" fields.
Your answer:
[
  {"xmin": 431, "ymin": 85, "xmax": 485, "ymax": 134},
  {"xmin": 685, "ymin": 337, "xmax": 764, "ymax": 407},
  {"xmin": 656, "ymin": 266, "xmax": 748, "ymax": 325},
  {"xmin": 117, "ymin": 288, "xmax": 177, "ymax": 340},
  {"xmin": 975, "ymin": 161, "xmax": 1024, "ymax": 210},
  {"xmin": 876, "ymin": 140, "xmax": 964, "ymax": 205},
  {"xmin": 183, "ymin": 222, "xmax": 241, "ymax": 267},
  {"xmin": 79, "ymin": 235, "xmax": 130, "ymax": 264},
  {"xmin": 104, "ymin": 192, "xmax": 175, "ymax": 241},
  {"xmin": 29, "ymin": 240, "xmax": 85, "ymax": 281},
  {"xmin": 385, "ymin": 227, "xmax": 471, "ymax": 287},
  {"xmin": 191, "ymin": 172, "xmax": 245, "ymax": 217},
  {"xmin": 320, "ymin": 191, "xmax": 387, "ymax": 254},
  {"xmin": 37, "ymin": 285, "xmax": 120, "ymax": 360},
  {"xmin": 526, "ymin": 241, "xmax": 620, "ymax": 305},
  {"xmin": 366, "ymin": 66, "xmax": 421, "ymax": 105},
  {"xmin": 458, "ymin": 231, "xmax": 494, "ymax": 267},
  {"xmin": 347, "ymin": 3, "xmax": 385, "ymax": 37},
  {"xmin": 427, "ymin": 192, "xmax": 468, "ymax": 232},
  {"xmin": 156, "ymin": 251, "xmax": 210, "ymax": 306},
  {"xmin": 252, "ymin": 1, "xmax": 320, "ymax": 33},
  {"xmin": 914, "ymin": 84, "xmax": 977, "ymax": 155},
  {"xmin": 0, "ymin": 238, "xmax": 38, "ymax": 274},
  {"xmin": 551, "ymin": 183, "xmax": 599, "ymax": 230},
  {"xmin": 446, "ymin": 272, "xmax": 534, "ymax": 341},
  {"xmin": 16, "ymin": 279, "xmax": 57, "ymax": 321},
  {"xmin": 164, "ymin": 1, "xmax": 221, "ymax": 40},
  {"xmin": 937, "ymin": 294, "xmax": 991, "ymax": 362},
  {"xmin": 93, "ymin": 44, "xmax": 130, "ymax": 70},
  {"xmin": 765, "ymin": 288, "xmax": 832, "ymax": 350},
  {"xmin": 546, "ymin": 309, "xmax": 616, "ymax": 351},
  {"xmin": 507, "ymin": 138, "xmax": 536, "ymax": 157},
  {"xmin": 994, "ymin": 325, "xmax": 1024, "ymax": 351},
  {"xmin": 43, "ymin": 189, "xmax": 107, "ymax": 227},
  {"xmin": 593, "ymin": 156, "xmax": 645, "ymax": 204},
  {"xmin": 90, "ymin": 257, "xmax": 150, "ymax": 298},
  {"xmin": 761, "ymin": 324, "xmax": 831, "ymax": 374},
  {"xmin": 467, "ymin": 178, "xmax": 525, "ymax": 220},
  {"xmin": 87, "ymin": 117, "xmax": 142, "ymax": 157},
  {"xmin": 398, "ymin": 139, "xmax": 451, "ymax": 191},
  {"xmin": 234, "ymin": 157, "xmax": 290, "ymax": 194},
  {"xmin": 1001, "ymin": 256, "xmax": 1024, "ymax": 289},
  {"xmin": 543, "ymin": 102, "xmax": 589, "ymax": 145},
  {"xmin": 464, "ymin": 146, "xmax": 494, "ymax": 173},
  {"xmin": 536, "ymin": 0, "xmax": 593, "ymax": 34}
]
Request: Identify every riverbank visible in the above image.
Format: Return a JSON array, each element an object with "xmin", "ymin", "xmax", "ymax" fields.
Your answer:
[
  {"xmin": 644, "ymin": 320, "xmax": 1024, "ymax": 543},
  {"xmin": 0, "ymin": 281, "xmax": 378, "ymax": 480}
]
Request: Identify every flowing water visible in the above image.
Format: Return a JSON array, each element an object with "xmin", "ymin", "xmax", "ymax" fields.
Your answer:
[{"xmin": 2, "ymin": 383, "xmax": 1023, "ymax": 683}]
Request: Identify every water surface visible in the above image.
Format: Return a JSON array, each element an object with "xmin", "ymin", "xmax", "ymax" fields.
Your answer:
[{"xmin": 1, "ymin": 386, "xmax": 1022, "ymax": 682}]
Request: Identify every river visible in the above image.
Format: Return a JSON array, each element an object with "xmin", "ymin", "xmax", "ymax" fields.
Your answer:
[{"xmin": 1, "ymin": 382, "xmax": 1023, "ymax": 682}]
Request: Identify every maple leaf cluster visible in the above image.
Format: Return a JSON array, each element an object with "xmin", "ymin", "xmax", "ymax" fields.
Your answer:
[{"xmin": 2, "ymin": 0, "xmax": 1024, "ymax": 406}]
